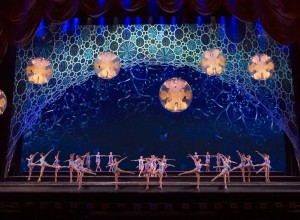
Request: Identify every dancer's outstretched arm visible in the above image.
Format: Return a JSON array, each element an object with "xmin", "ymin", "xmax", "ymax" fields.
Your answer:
[{"xmin": 45, "ymin": 149, "xmax": 54, "ymax": 158}]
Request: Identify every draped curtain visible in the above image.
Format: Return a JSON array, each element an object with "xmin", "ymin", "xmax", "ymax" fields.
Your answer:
[{"xmin": 0, "ymin": 0, "xmax": 299, "ymax": 65}]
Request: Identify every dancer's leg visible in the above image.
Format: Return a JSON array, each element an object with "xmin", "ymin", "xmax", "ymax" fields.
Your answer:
[
  {"xmin": 118, "ymin": 169, "xmax": 135, "ymax": 175},
  {"xmin": 178, "ymin": 170, "xmax": 196, "ymax": 176},
  {"xmin": 211, "ymin": 171, "xmax": 224, "ymax": 182},
  {"xmin": 115, "ymin": 172, "xmax": 119, "ymax": 190},
  {"xmin": 196, "ymin": 173, "xmax": 200, "ymax": 191},
  {"xmin": 224, "ymin": 174, "xmax": 228, "ymax": 190},
  {"xmin": 37, "ymin": 166, "xmax": 45, "ymax": 182}
]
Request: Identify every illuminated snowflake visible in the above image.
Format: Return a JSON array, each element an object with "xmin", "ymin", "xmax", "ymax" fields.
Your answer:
[
  {"xmin": 201, "ymin": 48, "xmax": 226, "ymax": 76},
  {"xmin": 159, "ymin": 78, "xmax": 192, "ymax": 112},
  {"xmin": 0, "ymin": 90, "xmax": 7, "ymax": 115},
  {"xmin": 248, "ymin": 54, "xmax": 274, "ymax": 80},
  {"xmin": 94, "ymin": 52, "xmax": 120, "ymax": 79}
]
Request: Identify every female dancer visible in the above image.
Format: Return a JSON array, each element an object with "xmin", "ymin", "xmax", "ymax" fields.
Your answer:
[
  {"xmin": 107, "ymin": 157, "xmax": 135, "ymax": 190},
  {"xmin": 26, "ymin": 151, "xmax": 39, "ymax": 181},
  {"xmin": 85, "ymin": 152, "xmax": 91, "ymax": 170},
  {"xmin": 34, "ymin": 149, "xmax": 59, "ymax": 182},
  {"xmin": 64, "ymin": 153, "xmax": 79, "ymax": 183},
  {"xmin": 200, "ymin": 152, "xmax": 211, "ymax": 171},
  {"xmin": 245, "ymin": 154, "xmax": 254, "ymax": 182},
  {"xmin": 178, "ymin": 154, "xmax": 208, "ymax": 191},
  {"xmin": 107, "ymin": 152, "xmax": 120, "ymax": 172},
  {"xmin": 229, "ymin": 150, "xmax": 246, "ymax": 183},
  {"xmin": 226, "ymin": 155, "xmax": 237, "ymax": 182},
  {"xmin": 150, "ymin": 155, "xmax": 158, "ymax": 176},
  {"xmin": 143, "ymin": 158, "xmax": 154, "ymax": 190},
  {"xmin": 192, "ymin": 152, "xmax": 199, "ymax": 160},
  {"xmin": 154, "ymin": 157, "xmax": 175, "ymax": 190},
  {"xmin": 53, "ymin": 151, "xmax": 61, "ymax": 182},
  {"xmin": 161, "ymin": 155, "xmax": 175, "ymax": 177},
  {"xmin": 77, "ymin": 156, "xmax": 96, "ymax": 190},
  {"xmin": 131, "ymin": 156, "xmax": 146, "ymax": 177},
  {"xmin": 95, "ymin": 152, "xmax": 106, "ymax": 172},
  {"xmin": 214, "ymin": 153, "xmax": 222, "ymax": 172},
  {"xmin": 253, "ymin": 151, "xmax": 271, "ymax": 182},
  {"xmin": 211, "ymin": 154, "xmax": 230, "ymax": 190}
]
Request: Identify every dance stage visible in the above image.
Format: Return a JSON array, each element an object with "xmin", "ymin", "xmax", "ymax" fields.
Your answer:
[{"xmin": 1, "ymin": 171, "xmax": 300, "ymax": 219}]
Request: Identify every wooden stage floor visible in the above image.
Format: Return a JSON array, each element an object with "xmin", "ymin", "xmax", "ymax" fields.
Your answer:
[{"xmin": 1, "ymin": 171, "xmax": 300, "ymax": 219}]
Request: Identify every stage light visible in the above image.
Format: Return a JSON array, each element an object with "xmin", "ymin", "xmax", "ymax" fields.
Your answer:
[
  {"xmin": 159, "ymin": 78, "xmax": 192, "ymax": 112},
  {"xmin": 25, "ymin": 58, "xmax": 53, "ymax": 85},
  {"xmin": 248, "ymin": 54, "xmax": 274, "ymax": 80},
  {"xmin": 94, "ymin": 52, "xmax": 121, "ymax": 79},
  {"xmin": 200, "ymin": 48, "xmax": 226, "ymax": 76},
  {"xmin": 0, "ymin": 89, "xmax": 7, "ymax": 115}
]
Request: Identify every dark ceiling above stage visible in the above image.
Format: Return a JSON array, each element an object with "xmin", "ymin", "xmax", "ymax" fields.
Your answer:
[{"xmin": 0, "ymin": 0, "xmax": 300, "ymax": 65}]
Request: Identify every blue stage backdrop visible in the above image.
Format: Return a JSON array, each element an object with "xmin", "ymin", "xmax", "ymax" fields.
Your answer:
[{"xmin": 11, "ymin": 20, "xmax": 296, "ymax": 172}]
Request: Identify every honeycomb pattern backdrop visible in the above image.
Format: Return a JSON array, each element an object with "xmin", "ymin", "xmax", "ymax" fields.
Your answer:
[{"xmin": 8, "ymin": 21, "xmax": 298, "ymax": 170}]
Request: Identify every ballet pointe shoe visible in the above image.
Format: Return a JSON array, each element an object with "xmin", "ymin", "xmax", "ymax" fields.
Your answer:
[
  {"xmin": 224, "ymin": 186, "xmax": 228, "ymax": 190},
  {"xmin": 145, "ymin": 186, "xmax": 149, "ymax": 191},
  {"xmin": 159, "ymin": 186, "xmax": 163, "ymax": 190},
  {"xmin": 115, "ymin": 187, "xmax": 119, "ymax": 191},
  {"xmin": 37, "ymin": 178, "xmax": 41, "ymax": 182},
  {"xmin": 196, "ymin": 187, "xmax": 200, "ymax": 191}
]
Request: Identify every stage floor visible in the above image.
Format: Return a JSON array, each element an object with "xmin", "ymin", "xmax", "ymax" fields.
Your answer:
[{"xmin": 1, "ymin": 172, "xmax": 300, "ymax": 219}]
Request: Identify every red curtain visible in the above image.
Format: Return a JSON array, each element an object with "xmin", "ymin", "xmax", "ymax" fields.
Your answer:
[{"xmin": 0, "ymin": 0, "xmax": 300, "ymax": 64}]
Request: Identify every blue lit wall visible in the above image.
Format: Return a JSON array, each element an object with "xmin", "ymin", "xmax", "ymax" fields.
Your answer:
[{"xmin": 11, "ymin": 21, "xmax": 296, "ymax": 172}]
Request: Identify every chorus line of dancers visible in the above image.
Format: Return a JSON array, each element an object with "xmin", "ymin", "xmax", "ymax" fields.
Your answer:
[{"xmin": 26, "ymin": 149, "xmax": 271, "ymax": 191}]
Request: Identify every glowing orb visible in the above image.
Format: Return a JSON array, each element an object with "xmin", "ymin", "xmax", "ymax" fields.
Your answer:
[
  {"xmin": 0, "ymin": 89, "xmax": 7, "ymax": 115},
  {"xmin": 25, "ymin": 58, "xmax": 53, "ymax": 85},
  {"xmin": 159, "ymin": 78, "xmax": 192, "ymax": 112},
  {"xmin": 248, "ymin": 54, "xmax": 274, "ymax": 80},
  {"xmin": 94, "ymin": 52, "xmax": 121, "ymax": 79},
  {"xmin": 200, "ymin": 48, "xmax": 226, "ymax": 76}
]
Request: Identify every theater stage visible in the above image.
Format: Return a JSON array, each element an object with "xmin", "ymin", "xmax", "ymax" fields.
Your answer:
[{"xmin": 1, "ymin": 171, "xmax": 300, "ymax": 219}]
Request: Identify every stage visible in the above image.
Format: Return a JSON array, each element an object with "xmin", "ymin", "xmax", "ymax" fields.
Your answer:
[{"xmin": 1, "ymin": 171, "xmax": 300, "ymax": 219}]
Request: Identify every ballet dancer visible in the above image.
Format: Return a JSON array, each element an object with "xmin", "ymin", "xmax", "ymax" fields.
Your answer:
[
  {"xmin": 192, "ymin": 152, "xmax": 199, "ymax": 160},
  {"xmin": 77, "ymin": 156, "xmax": 96, "ymax": 190},
  {"xmin": 107, "ymin": 157, "xmax": 135, "ymax": 190},
  {"xmin": 229, "ymin": 150, "xmax": 246, "ymax": 183},
  {"xmin": 53, "ymin": 151, "xmax": 61, "ymax": 182},
  {"xmin": 200, "ymin": 152, "xmax": 211, "ymax": 171},
  {"xmin": 150, "ymin": 155, "xmax": 158, "ymax": 176},
  {"xmin": 253, "ymin": 151, "xmax": 271, "ymax": 182},
  {"xmin": 178, "ymin": 154, "xmax": 208, "ymax": 191},
  {"xmin": 143, "ymin": 158, "xmax": 154, "ymax": 190},
  {"xmin": 161, "ymin": 155, "xmax": 175, "ymax": 177},
  {"xmin": 64, "ymin": 153, "xmax": 79, "ymax": 183},
  {"xmin": 244, "ymin": 154, "xmax": 254, "ymax": 182},
  {"xmin": 26, "ymin": 151, "xmax": 39, "ymax": 181},
  {"xmin": 131, "ymin": 156, "xmax": 146, "ymax": 177},
  {"xmin": 226, "ymin": 155, "xmax": 237, "ymax": 182},
  {"xmin": 154, "ymin": 157, "xmax": 175, "ymax": 190},
  {"xmin": 107, "ymin": 152, "xmax": 121, "ymax": 172},
  {"xmin": 211, "ymin": 154, "xmax": 230, "ymax": 190},
  {"xmin": 85, "ymin": 152, "xmax": 91, "ymax": 170},
  {"xmin": 34, "ymin": 149, "xmax": 60, "ymax": 182},
  {"xmin": 214, "ymin": 153, "xmax": 222, "ymax": 172},
  {"xmin": 94, "ymin": 152, "xmax": 106, "ymax": 172}
]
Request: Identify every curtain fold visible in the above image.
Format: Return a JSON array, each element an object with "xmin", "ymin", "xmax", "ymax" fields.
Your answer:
[
  {"xmin": 116, "ymin": 0, "xmax": 148, "ymax": 12},
  {"xmin": 156, "ymin": 0, "xmax": 185, "ymax": 13},
  {"xmin": 223, "ymin": 0, "xmax": 261, "ymax": 22},
  {"xmin": 0, "ymin": 0, "xmax": 300, "ymax": 65},
  {"xmin": 260, "ymin": 0, "xmax": 300, "ymax": 45},
  {"xmin": 188, "ymin": 0, "xmax": 224, "ymax": 16},
  {"xmin": 45, "ymin": 0, "xmax": 80, "ymax": 23},
  {"xmin": 80, "ymin": 0, "xmax": 114, "ymax": 18}
]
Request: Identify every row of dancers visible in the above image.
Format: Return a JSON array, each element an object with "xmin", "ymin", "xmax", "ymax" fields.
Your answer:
[{"xmin": 26, "ymin": 149, "xmax": 271, "ymax": 190}]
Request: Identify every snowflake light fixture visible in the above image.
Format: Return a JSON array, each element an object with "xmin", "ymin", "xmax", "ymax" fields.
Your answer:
[
  {"xmin": 248, "ymin": 54, "xmax": 274, "ymax": 80},
  {"xmin": 94, "ymin": 52, "xmax": 121, "ymax": 79},
  {"xmin": 200, "ymin": 48, "xmax": 226, "ymax": 76},
  {"xmin": 159, "ymin": 78, "xmax": 193, "ymax": 112},
  {"xmin": 25, "ymin": 58, "xmax": 53, "ymax": 85},
  {"xmin": 0, "ymin": 89, "xmax": 7, "ymax": 115}
]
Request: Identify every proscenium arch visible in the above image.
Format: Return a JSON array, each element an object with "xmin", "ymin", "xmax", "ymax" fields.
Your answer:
[{"xmin": 5, "ymin": 23, "xmax": 298, "ymax": 177}]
